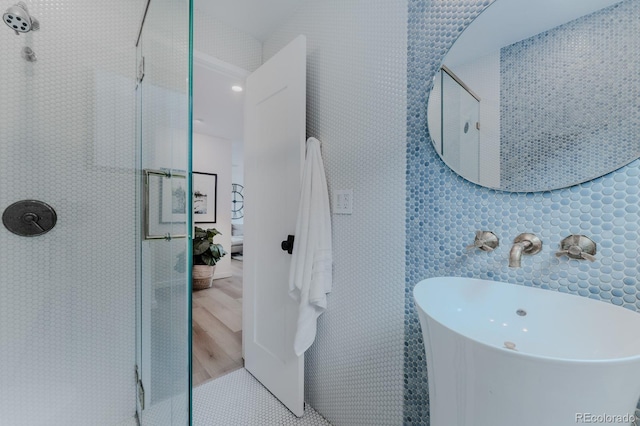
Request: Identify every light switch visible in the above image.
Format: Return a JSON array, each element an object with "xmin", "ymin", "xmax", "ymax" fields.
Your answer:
[{"xmin": 333, "ymin": 189, "xmax": 353, "ymax": 214}]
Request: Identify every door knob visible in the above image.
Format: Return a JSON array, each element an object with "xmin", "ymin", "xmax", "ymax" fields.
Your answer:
[{"xmin": 281, "ymin": 235, "xmax": 295, "ymax": 254}]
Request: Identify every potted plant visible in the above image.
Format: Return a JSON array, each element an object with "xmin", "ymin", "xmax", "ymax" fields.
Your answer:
[{"xmin": 192, "ymin": 226, "xmax": 227, "ymax": 290}]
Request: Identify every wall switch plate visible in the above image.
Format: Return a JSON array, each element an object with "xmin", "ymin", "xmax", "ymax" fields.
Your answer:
[{"xmin": 333, "ymin": 189, "xmax": 353, "ymax": 214}]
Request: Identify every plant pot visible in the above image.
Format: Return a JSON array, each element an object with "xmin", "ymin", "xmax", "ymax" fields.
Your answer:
[{"xmin": 192, "ymin": 264, "xmax": 216, "ymax": 291}]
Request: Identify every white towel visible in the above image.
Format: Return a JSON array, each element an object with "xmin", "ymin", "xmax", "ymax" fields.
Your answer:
[{"xmin": 289, "ymin": 137, "xmax": 333, "ymax": 356}]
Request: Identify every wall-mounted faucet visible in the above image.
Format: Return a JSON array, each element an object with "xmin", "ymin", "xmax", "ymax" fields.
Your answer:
[
  {"xmin": 509, "ymin": 233, "xmax": 542, "ymax": 268},
  {"xmin": 555, "ymin": 235, "xmax": 596, "ymax": 262},
  {"xmin": 466, "ymin": 230, "xmax": 499, "ymax": 252}
]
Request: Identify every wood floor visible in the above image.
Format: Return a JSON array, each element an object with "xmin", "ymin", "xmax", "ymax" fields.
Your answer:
[{"xmin": 192, "ymin": 259, "xmax": 244, "ymax": 388}]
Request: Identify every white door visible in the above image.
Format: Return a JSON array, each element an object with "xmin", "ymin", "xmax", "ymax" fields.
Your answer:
[{"xmin": 243, "ymin": 35, "xmax": 307, "ymax": 417}]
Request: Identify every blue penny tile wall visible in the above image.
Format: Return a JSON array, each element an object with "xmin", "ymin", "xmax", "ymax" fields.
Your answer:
[
  {"xmin": 500, "ymin": 0, "xmax": 640, "ymax": 191},
  {"xmin": 406, "ymin": 0, "xmax": 640, "ymax": 424}
]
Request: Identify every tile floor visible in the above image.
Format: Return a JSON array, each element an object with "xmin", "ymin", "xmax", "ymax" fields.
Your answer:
[
  {"xmin": 116, "ymin": 417, "xmax": 138, "ymax": 426},
  {"xmin": 194, "ymin": 369, "xmax": 331, "ymax": 425}
]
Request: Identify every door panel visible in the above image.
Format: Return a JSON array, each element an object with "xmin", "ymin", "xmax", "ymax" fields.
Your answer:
[{"xmin": 243, "ymin": 35, "xmax": 307, "ymax": 417}]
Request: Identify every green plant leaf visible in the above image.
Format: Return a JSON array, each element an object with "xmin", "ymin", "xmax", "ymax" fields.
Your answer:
[
  {"xmin": 194, "ymin": 227, "xmax": 207, "ymax": 238},
  {"xmin": 207, "ymin": 228, "xmax": 221, "ymax": 239},
  {"xmin": 192, "ymin": 227, "xmax": 226, "ymax": 265},
  {"xmin": 200, "ymin": 251, "xmax": 216, "ymax": 266},
  {"xmin": 194, "ymin": 239, "xmax": 210, "ymax": 255}
]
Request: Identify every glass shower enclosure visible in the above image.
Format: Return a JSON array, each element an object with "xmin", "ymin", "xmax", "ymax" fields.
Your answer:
[
  {"xmin": 0, "ymin": 0, "xmax": 192, "ymax": 424},
  {"xmin": 136, "ymin": 0, "xmax": 192, "ymax": 424}
]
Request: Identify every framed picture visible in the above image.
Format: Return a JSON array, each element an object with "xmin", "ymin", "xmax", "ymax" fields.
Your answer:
[
  {"xmin": 160, "ymin": 173, "xmax": 188, "ymax": 223},
  {"xmin": 193, "ymin": 172, "xmax": 217, "ymax": 223}
]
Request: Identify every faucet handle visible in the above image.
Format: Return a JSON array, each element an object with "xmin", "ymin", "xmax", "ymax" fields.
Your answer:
[
  {"xmin": 466, "ymin": 230, "xmax": 499, "ymax": 252},
  {"xmin": 555, "ymin": 235, "xmax": 596, "ymax": 262}
]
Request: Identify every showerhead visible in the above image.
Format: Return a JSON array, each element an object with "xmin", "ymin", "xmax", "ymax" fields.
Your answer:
[{"xmin": 3, "ymin": 2, "xmax": 39, "ymax": 35}]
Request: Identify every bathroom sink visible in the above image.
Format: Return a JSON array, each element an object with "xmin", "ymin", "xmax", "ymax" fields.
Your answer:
[{"xmin": 413, "ymin": 277, "xmax": 640, "ymax": 426}]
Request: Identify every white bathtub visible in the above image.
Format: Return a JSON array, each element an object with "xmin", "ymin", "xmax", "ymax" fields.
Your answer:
[{"xmin": 413, "ymin": 277, "xmax": 640, "ymax": 426}]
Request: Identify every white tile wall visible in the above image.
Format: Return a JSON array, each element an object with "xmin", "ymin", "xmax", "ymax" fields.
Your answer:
[
  {"xmin": 0, "ymin": 0, "xmax": 144, "ymax": 424},
  {"xmin": 264, "ymin": 1, "xmax": 408, "ymax": 424}
]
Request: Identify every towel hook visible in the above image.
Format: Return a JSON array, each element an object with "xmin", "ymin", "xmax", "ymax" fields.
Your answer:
[{"xmin": 306, "ymin": 137, "xmax": 322, "ymax": 149}]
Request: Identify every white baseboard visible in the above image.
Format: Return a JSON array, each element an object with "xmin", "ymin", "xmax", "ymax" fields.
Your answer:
[{"xmin": 213, "ymin": 271, "xmax": 232, "ymax": 280}]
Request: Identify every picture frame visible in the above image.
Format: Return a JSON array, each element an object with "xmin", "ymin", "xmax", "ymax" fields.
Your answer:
[
  {"xmin": 193, "ymin": 172, "xmax": 217, "ymax": 223},
  {"xmin": 160, "ymin": 173, "xmax": 188, "ymax": 223}
]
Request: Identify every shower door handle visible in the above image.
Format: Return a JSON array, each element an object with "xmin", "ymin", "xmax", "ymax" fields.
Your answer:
[{"xmin": 143, "ymin": 169, "xmax": 188, "ymax": 240}]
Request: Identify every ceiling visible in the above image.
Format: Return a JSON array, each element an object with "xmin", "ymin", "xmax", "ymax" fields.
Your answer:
[
  {"xmin": 193, "ymin": 0, "xmax": 623, "ymax": 139},
  {"xmin": 192, "ymin": 62, "xmax": 246, "ymax": 142},
  {"xmin": 194, "ymin": 0, "xmax": 310, "ymax": 41},
  {"xmin": 192, "ymin": 0, "xmax": 311, "ymax": 141}
]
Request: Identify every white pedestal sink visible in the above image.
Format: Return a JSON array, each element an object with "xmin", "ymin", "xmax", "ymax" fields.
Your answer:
[{"xmin": 414, "ymin": 277, "xmax": 640, "ymax": 426}]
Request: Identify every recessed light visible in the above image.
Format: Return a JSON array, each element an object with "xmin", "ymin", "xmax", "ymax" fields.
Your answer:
[
  {"xmin": 194, "ymin": 118, "xmax": 204, "ymax": 123},
  {"xmin": 231, "ymin": 85, "xmax": 243, "ymax": 92}
]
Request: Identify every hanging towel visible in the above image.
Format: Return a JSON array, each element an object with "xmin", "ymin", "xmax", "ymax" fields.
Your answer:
[{"xmin": 289, "ymin": 137, "xmax": 333, "ymax": 356}]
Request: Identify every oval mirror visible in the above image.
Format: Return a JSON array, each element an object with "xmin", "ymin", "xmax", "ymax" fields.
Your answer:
[{"xmin": 427, "ymin": 0, "xmax": 640, "ymax": 192}]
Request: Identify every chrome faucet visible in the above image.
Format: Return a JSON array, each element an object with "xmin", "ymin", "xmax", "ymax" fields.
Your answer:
[{"xmin": 509, "ymin": 233, "xmax": 542, "ymax": 268}]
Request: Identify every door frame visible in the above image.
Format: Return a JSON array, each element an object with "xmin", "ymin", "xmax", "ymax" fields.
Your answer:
[{"xmin": 193, "ymin": 51, "xmax": 251, "ymax": 84}]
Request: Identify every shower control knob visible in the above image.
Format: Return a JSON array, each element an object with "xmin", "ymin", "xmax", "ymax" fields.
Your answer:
[
  {"xmin": 22, "ymin": 212, "xmax": 45, "ymax": 232},
  {"xmin": 2, "ymin": 200, "xmax": 57, "ymax": 237}
]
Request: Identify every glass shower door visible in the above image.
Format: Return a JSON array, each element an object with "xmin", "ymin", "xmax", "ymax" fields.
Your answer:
[
  {"xmin": 441, "ymin": 69, "xmax": 480, "ymax": 182},
  {"xmin": 135, "ymin": 0, "xmax": 192, "ymax": 424}
]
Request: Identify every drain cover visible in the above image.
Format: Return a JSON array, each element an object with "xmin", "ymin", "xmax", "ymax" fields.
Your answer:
[{"xmin": 516, "ymin": 309, "xmax": 527, "ymax": 316}]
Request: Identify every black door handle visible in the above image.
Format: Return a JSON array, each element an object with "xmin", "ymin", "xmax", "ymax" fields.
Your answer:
[{"xmin": 281, "ymin": 235, "xmax": 295, "ymax": 254}]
